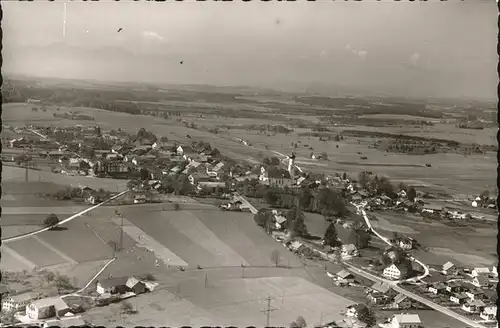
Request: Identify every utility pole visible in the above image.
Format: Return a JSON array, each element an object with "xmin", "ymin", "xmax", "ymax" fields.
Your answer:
[
  {"xmin": 204, "ymin": 273, "xmax": 208, "ymax": 289},
  {"xmin": 120, "ymin": 214, "xmax": 124, "ymax": 251},
  {"xmin": 115, "ymin": 209, "xmax": 124, "ymax": 251},
  {"xmin": 261, "ymin": 296, "xmax": 277, "ymax": 327}
]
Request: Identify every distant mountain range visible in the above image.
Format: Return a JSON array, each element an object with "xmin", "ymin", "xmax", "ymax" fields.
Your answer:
[{"xmin": 3, "ymin": 42, "xmax": 496, "ymax": 103}]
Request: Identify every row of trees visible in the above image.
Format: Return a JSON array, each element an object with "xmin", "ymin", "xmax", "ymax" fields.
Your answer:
[
  {"xmin": 254, "ymin": 207, "xmax": 309, "ymax": 238},
  {"xmin": 261, "ymin": 186, "xmax": 350, "ymax": 219},
  {"xmin": 323, "ymin": 221, "xmax": 372, "ymax": 250}
]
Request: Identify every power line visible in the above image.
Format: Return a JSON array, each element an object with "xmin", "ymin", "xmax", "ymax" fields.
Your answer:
[{"xmin": 260, "ymin": 296, "xmax": 277, "ymax": 327}]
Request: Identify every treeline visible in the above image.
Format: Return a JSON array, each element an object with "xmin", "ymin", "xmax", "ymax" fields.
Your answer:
[{"xmin": 236, "ymin": 180, "xmax": 350, "ymax": 218}]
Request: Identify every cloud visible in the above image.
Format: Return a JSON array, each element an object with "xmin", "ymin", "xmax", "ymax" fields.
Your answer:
[
  {"xmin": 410, "ymin": 52, "xmax": 421, "ymax": 66},
  {"xmin": 356, "ymin": 50, "xmax": 368, "ymax": 60},
  {"xmin": 142, "ymin": 31, "xmax": 165, "ymax": 42},
  {"xmin": 344, "ymin": 44, "xmax": 367, "ymax": 60}
]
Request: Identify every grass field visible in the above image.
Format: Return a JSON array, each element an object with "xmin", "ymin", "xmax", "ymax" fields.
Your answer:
[
  {"xmin": 119, "ymin": 204, "xmax": 303, "ymax": 269},
  {"xmin": 3, "ymin": 165, "xmax": 128, "ymax": 191},
  {"xmin": 371, "ymin": 211, "xmax": 496, "ymax": 267},
  {"xmin": 84, "ymin": 276, "xmax": 354, "ymax": 327}
]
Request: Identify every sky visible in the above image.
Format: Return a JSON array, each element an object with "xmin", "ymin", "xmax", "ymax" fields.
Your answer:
[{"xmin": 2, "ymin": 1, "xmax": 497, "ymax": 100}]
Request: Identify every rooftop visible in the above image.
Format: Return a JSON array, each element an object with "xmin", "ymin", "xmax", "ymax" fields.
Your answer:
[
  {"xmin": 393, "ymin": 313, "xmax": 421, "ymax": 324},
  {"xmin": 9, "ymin": 292, "xmax": 39, "ymax": 303},
  {"xmin": 267, "ymin": 167, "xmax": 291, "ymax": 179},
  {"xmin": 97, "ymin": 276, "xmax": 128, "ymax": 289},
  {"xmin": 30, "ymin": 296, "xmax": 68, "ymax": 311}
]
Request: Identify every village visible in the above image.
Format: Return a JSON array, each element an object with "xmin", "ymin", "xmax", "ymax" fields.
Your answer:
[{"xmin": 2, "ymin": 122, "xmax": 498, "ymax": 328}]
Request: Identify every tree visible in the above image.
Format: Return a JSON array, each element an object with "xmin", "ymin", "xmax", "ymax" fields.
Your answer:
[
  {"xmin": 324, "ymin": 223, "xmax": 342, "ymax": 248},
  {"xmin": 286, "ymin": 207, "xmax": 308, "ymax": 237},
  {"xmin": 480, "ymin": 190, "xmax": 490, "ymax": 200},
  {"xmin": 317, "ymin": 188, "xmax": 348, "ymax": 217},
  {"xmin": 398, "ymin": 259, "xmax": 413, "ymax": 279},
  {"xmin": 173, "ymin": 203, "xmax": 180, "ymax": 211},
  {"xmin": 320, "ymin": 151, "xmax": 328, "ymax": 160},
  {"xmin": 160, "ymin": 136, "xmax": 169, "ymax": 143},
  {"xmin": 140, "ymin": 168, "xmax": 150, "ymax": 181},
  {"xmin": 44, "ymin": 214, "xmax": 59, "ymax": 228},
  {"xmin": 43, "ymin": 271, "xmax": 56, "ymax": 284},
  {"xmin": 271, "ymin": 250, "xmax": 280, "ymax": 267},
  {"xmin": 210, "ymin": 148, "xmax": 221, "ymax": 157},
  {"xmin": 356, "ymin": 304, "xmax": 377, "ymax": 327},
  {"xmin": 120, "ymin": 301, "xmax": 137, "ymax": 314},
  {"xmin": 298, "ymin": 188, "xmax": 313, "ymax": 211},
  {"xmin": 358, "ymin": 171, "xmax": 369, "ymax": 189},
  {"xmin": 377, "ymin": 176, "xmax": 394, "ymax": 195},
  {"xmin": 264, "ymin": 188, "xmax": 279, "ymax": 207},
  {"xmin": 342, "ymin": 172, "xmax": 347, "ymax": 180},
  {"xmin": 54, "ymin": 274, "xmax": 74, "ymax": 292},
  {"xmin": 348, "ymin": 222, "xmax": 371, "ymax": 249},
  {"xmin": 270, "ymin": 156, "xmax": 281, "ymax": 166},
  {"xmin": 254, "ymin": 209, "xmax": 272, "ymax": 227},
  {"xmin": 127, "ymin": 179, "xmax": 141, "ymax": 190},
  {"xmin": 108, "ymin": 240, "xmax": 118, "ymax": 252},
  {"xmin": 407, "ymin": 187, "xmax": 417, "ymax": 202}
]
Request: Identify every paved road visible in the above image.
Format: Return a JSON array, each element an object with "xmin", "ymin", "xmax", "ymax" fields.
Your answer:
[
  {"xmin": 352, "ymin": 201, "xmax": 430, "ymax": 282},
  {"xmin": 344, "ymin": 262, "xmax": 486, "ymax": 328},
  {"xmin": 234, "ymin": 193, "xmax": 258, "ymax": 215},
  {"xmin": 237, "ymin": 192, "xmax": 483, "ymax": 328}
]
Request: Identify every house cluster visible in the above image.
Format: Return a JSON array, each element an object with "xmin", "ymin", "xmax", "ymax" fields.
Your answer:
[
  {"xmin": 219, "ymin": 199, "xmax": 252, "ymax": 212},
  {"xmin": 345, "ymin": 304, "xmax": 424, "ymax": 328},
  {"xmin": 1, "ymin": 289, "xmax": 83, "ymax": 322},
  {"xmin": 364, "ymin": 281, "xmax": 425, "ymax": 310},
  {"xmin": 422, "ymin": 264, "xmax": 497, "ymax": 319},
  {"xmin": 95, "ymin": 275, "xmax": 156, "ymax": 301},
  {"xmin": 471, "ymin": 194, "xmax": 496, "ymax": 209}
]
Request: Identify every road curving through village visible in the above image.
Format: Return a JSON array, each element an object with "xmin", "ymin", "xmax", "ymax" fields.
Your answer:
[{"xmin": 351, "ymin": 201, "xmax": 430, "ymax": 282}]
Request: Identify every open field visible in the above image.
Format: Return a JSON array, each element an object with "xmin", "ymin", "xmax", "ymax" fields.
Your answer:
[
  {"xmin": 118, "ymin": 204, "xmax": 303, "ymax": 269},
  {"xmin": 5, "ymin": 99, "xmax": 495, "ymax": 197},
  {"xmin": 371, "ymin": 211, "xmax": 496, "ymax": 267},
  {"xmin": 3, "ymin": 165, "xmax": 128, "ymax": 191},
  {"xmin": 84, "ymin": 276, "xmax": 354, "ymax": 327},
  {"xmin": 3, "ymin": 214, "xmax": 115, "ymax": 271}
]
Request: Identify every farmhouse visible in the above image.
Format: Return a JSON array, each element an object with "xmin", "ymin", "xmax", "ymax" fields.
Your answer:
[
  {"xmin": 471, "ymin": 275, "xmax": 492, "ymax": 289},
  {"xmin": 388, "ymin": 313, "xmax": 423, "ymax": 328},
  {"xmin": 367, "ymin": 291, "xmax": 391, "ymax": 305},
  {"xmin": 340, "ymin": 244, "xmax": 359, "ymax": 259},
  {"xmin": 125, "ymin": 277, "xmax": 147, "ymax": 295},
  {"xmin": 465, "ymin": 288, "xmax": 485, "ymax": 301},
  {"xmin": 26, "ymin": 296, "xmax": 69, "ymax": 320},
  {"xmin": 370, "ymin": 281, "xmax": 395, "ymax": 296},
  {"xmin": 472, "ymin": 267, "xmax": 490, "ymax": 277},
  {"xmin": 441, "ymin": 261, "xmax": 457, "ymax": 275},
  {"xmin": 2, "ymin": 292, "xmax": 39, "ymax": 312},
  {"xmin": 428, "ymin": 283, "xmax": 446, "ymax": 295},
  {"xmin": 397, "ymin": 238, "xmax": 413, "ymax": 250},
  {"xmin": 462, "ymin": 299, "xmax": 486, "ymax": 313},
  {"xmin": 445, "ymin": 281, "xmax": 463, "ymax": 294},
  {"xmin": 450, "ymin": 293, "xmax": 469, "ymax": 305},
  {"xmin": 391, "ymin": 294, "xmax": 414, "ymax": 310},
  {"xmin": 134, "ymin": 194, "xmax": 148, "ymax": 204},
  {"xmin": 335, "ymin": 270, "xmax": 355, "ymax": 284},
  {"xmin": 96, "ymin": 277, "xmax": 129, "ymax": 295},
  {"xmin": 480, "ymin": 306, "xmax": 497, "ymax": 321},
  {"xmin": 383, "ymin": 264, "xmax": 406, "ymax": 280}
]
